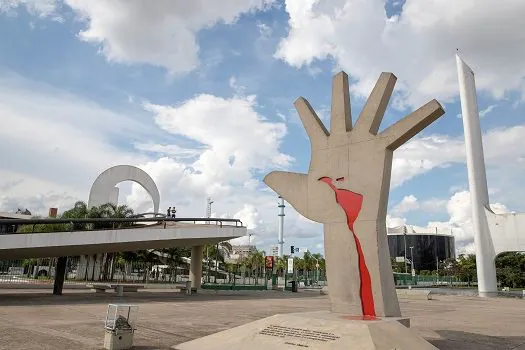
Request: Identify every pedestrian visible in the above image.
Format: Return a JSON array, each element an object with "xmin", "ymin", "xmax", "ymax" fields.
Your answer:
[
  {"xmin": 171, "ymin": 207, "xmax": 176, "ymax": 218},
  {"xmin": 167, "ymin": 207, "xmax": 171, "ymax": 217}
]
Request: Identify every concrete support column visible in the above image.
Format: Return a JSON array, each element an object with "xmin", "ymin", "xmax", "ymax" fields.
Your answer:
[
  {"xmin": 53, "ymin": 257, "xmax": 67, "ymax": 295},
  {"xmin": 190, "ymin": 245, "xmax": 204, "ymax": 292}
]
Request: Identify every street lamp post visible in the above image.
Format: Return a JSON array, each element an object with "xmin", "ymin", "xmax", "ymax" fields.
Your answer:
[
  {"xmin": 403, "ymin": 226, "xmax": 408, "ymax": 274},
  {"xmin": 206, "ymin": 197, "xmax": 214, "ymax": 282},
  {"xmin": 409, "ymin": 246, "xmax": 415, "ymax": 272},
  {"xmin": 312, "ymin": 257, "xmax": 319, "ymax": 285}
]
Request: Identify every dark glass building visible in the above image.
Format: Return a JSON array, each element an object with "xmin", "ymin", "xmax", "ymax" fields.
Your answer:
[{"xmin": 387, "ymin": 227, "xmax": 456, "ymax": 272}]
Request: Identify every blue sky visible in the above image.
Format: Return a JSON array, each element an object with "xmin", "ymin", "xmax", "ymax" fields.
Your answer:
[{"xmin": 1, "ymin": 0, "xmax": 525, "ymax": 255}]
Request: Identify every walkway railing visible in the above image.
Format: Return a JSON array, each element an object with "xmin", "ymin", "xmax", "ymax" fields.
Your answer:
[{"xmin": 0, "ymin": 217, "xmax": 244, "ymax": 234}]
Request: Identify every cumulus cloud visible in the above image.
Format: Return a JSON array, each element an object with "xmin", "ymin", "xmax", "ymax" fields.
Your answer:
[
  {"xmin": 391, "ymin": 195, "xmax": 419, "ymax": 215},
  {"xmin": 3, "ymin": 0, "xmax": 276, "ymax": 74},
  {"xmin": 388, "ymin": 189, "xmax": 514, "ymax": 255},
  {"xmin": 276, "ymin": 0, "xmax": 525, "ymax": 108},
  {"xmin": 143, "ymin": 93, "xmax": 293, "ymax": 186}
]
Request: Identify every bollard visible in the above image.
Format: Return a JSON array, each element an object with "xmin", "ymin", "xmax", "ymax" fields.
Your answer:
[{"xmin": 116, "ymin": 285, "xmax": 124, "ymax": 297}]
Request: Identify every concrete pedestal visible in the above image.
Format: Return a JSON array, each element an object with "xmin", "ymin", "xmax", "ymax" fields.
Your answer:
[
  {"xmin": 172, "ymin": 311, "xmax": 437, "ymax": 349},
  {"xmin": 104, "ymin": 329, "xmax": 134, "ymax": 350}
]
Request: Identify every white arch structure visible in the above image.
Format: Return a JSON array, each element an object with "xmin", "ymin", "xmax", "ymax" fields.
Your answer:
[{"xmin": 88, "ymin": 165, "xmax": 160, "ymax": 214}]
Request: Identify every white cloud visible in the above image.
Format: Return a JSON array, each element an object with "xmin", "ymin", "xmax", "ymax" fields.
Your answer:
[
  {"xmin": 2, "ymin": 0, "xmax": 276, "ymax": 73},
  {"xmin": 39, "ymin": 0, "xmax": 272, "ymax": 74},
  {"xmin": 386, "ymin": 214, "xmax": 406, "ymax": 228},
  {"xmin": 431, "ymin": 190, "xmax": 509, "ymax": 253},
  {"xmin": 391, "ymin": 123, "xmax": 525, "ymax": 189},
  {"xmin": 143, "ymin": 93, "xmax": 293, "ymax": 187},
  {"xmin": 391, "ymin": 135, "xmax": 463, "ymax": 188},
  {"xmin": 391, "ymin": 194, "xmax": 447, "ymax": 216},
  {"xmin": 479, "ymin": 104, "xmax": 497, "ymax": 118},
  {"xmin": 0, "ymin": 71, "xmax": 158, "ymax": 213},
  {"xmin": 0, "ymin": 70, "xmax": 309, "ymax": 250},
  {"xmin": 123, "ymin": 92, "xmax": 302, "ymax": 248},
  {"xmin": 392, "ymin": 195, "xmax": 418, "ymax": 215},
  {"xmin": 0, "ymin": 0, "xmax": 59, "ymax": 18},
  {"xmin": 257, "ymin": 22, "xmax": 273, "ymax": 39},
  {"xmin": 276, "ymin": 0, "xmax": 525, "ymax": 108},
  {"xmin": 457, "ymin": 104, "xmax": 497, "ymax": 119},
  {"xmin": 388, "ymin": 189, "xmax": 514, "ymax": 256}
]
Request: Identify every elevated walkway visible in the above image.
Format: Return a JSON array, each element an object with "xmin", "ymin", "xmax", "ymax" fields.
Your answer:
[{"xmin": 0, "ymin": 217, "xmax": 246, "ymax": 260}]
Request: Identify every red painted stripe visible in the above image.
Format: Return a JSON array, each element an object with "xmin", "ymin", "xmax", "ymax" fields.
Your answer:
[{"xmin": 319, "ymin": 177, "xmax": 376, "ymax": 319}]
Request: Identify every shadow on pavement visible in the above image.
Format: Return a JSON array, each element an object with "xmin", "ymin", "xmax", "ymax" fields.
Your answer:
[
  {"xmin": 0, "ymin": 289, "xmax": 325, "ymax": 307},
  {"xmin": 429, "ymin": 330, "xmax": 525, "ymax": 350}
]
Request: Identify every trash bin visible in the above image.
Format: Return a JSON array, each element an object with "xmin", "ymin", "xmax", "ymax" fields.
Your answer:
[
  {"xmin": 104, "ymin": 304, "xmax": 138, "ymax": 350},
  {"xmin": 291, "ymin": 281, "xmax": 297, "ymax": 293},
  {"xmin": 272, "ymin": 274, "xmax": 277, "ymax": 287}
]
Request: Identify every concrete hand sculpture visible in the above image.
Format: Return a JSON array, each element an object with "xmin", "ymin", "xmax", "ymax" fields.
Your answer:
[{"xmin": 264, "ymin": 72, "xmax": 444, "ymax": 318}]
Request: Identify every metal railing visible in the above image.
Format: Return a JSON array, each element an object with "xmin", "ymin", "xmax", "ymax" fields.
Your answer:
[
  {"xmin": 0, "ymin": 216, "xmax": 244, "ymax": 234},
  {"xmin": 0, "ymin": 258, "xmax": 192, "ymax": 285}
]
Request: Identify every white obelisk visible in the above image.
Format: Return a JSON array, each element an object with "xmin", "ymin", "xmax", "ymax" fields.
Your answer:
[{"xmin": 456, "ymin": 53, "xmax": 498, "ymax": 297}]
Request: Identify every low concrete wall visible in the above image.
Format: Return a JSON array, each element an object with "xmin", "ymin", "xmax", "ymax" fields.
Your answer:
[{"xmin": 396, "ymin": 289, "xmax": 432, "ymax": 300}]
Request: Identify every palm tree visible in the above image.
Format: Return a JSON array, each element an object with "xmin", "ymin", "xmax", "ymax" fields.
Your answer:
[
  {"xmin": 61, "ymin": 201, "xmax": 90, "ymax": 230},
  {"xmin": 60, "ymin": 201, "xmax": 135, "ymax": 281},
  {"xmin": 246, "ymin": 250, "xmax": 265, "ymax": 278}
]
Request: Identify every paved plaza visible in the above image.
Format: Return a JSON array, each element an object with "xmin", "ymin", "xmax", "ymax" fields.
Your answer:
[{"xmin": 0, "ymin": 289, "xmax": 524, "ymax": 349}]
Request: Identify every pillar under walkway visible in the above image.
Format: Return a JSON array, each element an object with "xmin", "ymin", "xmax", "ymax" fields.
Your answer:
[{"xmin": 190, "ymin": 245, "xmax": 204, "ymax": 292}]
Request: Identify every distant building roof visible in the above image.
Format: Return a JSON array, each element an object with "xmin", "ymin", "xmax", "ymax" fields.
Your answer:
[
  {"xmin": 387, "ymin": 225, "xmax": 454, "ymax": 237},
  {"xmin": 0, "ymin": 212, "xmax": 33, "ymax": 220}
]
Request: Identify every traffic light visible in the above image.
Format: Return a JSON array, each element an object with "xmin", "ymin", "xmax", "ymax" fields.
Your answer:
[{"xmin": 290, "ymin": 245, "xmax": 295, "ymax": 254}]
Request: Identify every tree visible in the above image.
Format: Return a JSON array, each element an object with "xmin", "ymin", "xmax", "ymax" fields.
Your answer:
[
  {"xmin": 456, "ymin": 254, "xmax": 477, "ymax": 286},
  {"xmin": 496, "ymin": 252, "xmax": 525, "ymax": 288},
  {"xmin": 390, "ymin": 258, "xmax": 406, "ymax": 273},
  {"xmin": 18, "ymin": 201, "xmax": 137, "ymax": 282}
]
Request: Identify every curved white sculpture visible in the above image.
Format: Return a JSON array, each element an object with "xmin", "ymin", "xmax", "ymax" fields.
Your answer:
[{"xmin": 88, "ymin": 165, "xmax": 160, "ymax": 213}]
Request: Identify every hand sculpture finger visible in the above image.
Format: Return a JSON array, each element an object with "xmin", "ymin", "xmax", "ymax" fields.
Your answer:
[
  {"xmin": 330, "ymin": 72, "xmax": 352, "ymax": 134},
  {"xmin": 381, "ymin": 99, "xmax": 444, "ymax": 150},
  {"xmin": 263, "ymin": 171, "xmax": 308, "ymax": 216},
  {"xmin": 294, "ymin": 97, "xmax": 329, "ymax": 150},
  {"xmin": 354, "ymin": 72, "xmax": 397, "ymax": 135}
]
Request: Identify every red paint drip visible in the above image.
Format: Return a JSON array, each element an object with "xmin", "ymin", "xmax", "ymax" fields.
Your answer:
[{"xmin": 319, "ymin": 177, "xmax": 376, "ymax": 319}]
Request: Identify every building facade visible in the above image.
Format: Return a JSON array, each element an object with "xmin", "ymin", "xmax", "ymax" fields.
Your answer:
[
  {"xmin": 387, "ymin": 225, "xmax": 455, "ymax": 272},
  {"xmin": 226, "ymin": 244, "xmax": 257, "ymax": 262}
]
